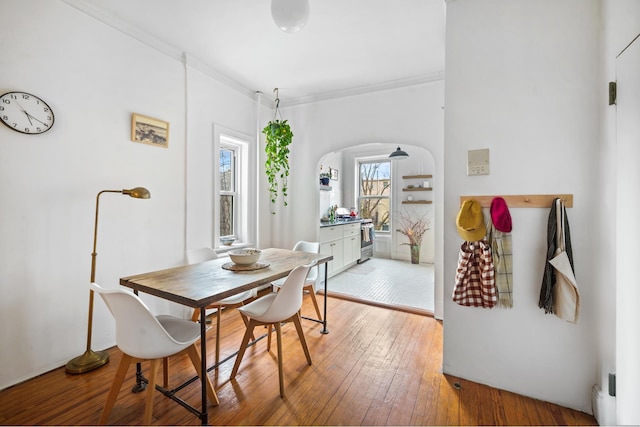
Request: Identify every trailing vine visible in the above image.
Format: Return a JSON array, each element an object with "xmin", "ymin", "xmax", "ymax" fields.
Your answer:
[{"xmin": 263, "ymin": 89, "xmax": 293, "ymax": 213}]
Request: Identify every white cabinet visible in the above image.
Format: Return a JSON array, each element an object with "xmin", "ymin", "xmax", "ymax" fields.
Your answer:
[
  {"xmin": 320, "ymin": 239, "xmax": 343, "ymax": 276},
  {"xmin": 342, "ymin": 223, "xmax": 361, "ymax": 265},
  {"xmin": 320, "ymin": 222, "xmax": 361, "ymax": 278}
]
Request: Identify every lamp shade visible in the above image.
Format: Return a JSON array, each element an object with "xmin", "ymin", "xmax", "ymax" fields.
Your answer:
[
  {"xmin": 271, "ymin": 0, "xmax": 310, "ymax": 33},
  {"xmin": 123, "ymin": 187, "xmax": 151, "ymax": 199},
  {"xmin": 389, "ymin": 146, "xmax": 409, "ymax": 159}
]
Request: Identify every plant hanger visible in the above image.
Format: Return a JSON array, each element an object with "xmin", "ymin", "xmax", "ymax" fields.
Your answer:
[{"xmin": 273, "ymin": 88, "xmax": 283, "ymax": 121}]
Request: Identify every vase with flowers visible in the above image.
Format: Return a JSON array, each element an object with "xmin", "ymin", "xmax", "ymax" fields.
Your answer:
[{"xmin": 396, "ymin": 209, "xmax": 430, "ymax": 264}]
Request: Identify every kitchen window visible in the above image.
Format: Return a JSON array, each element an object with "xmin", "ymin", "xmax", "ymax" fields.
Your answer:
[{"xmin": 358, "ymin": 159, "xmax": 391, "ymax": 232}]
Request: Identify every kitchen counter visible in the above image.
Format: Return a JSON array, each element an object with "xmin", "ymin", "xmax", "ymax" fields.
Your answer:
[{"xmin": 320, "ymin": 218, "xmax": 363, "ymax": 228}]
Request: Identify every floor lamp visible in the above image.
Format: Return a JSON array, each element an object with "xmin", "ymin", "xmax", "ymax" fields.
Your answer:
[{"xmin": 65, "ymin": 187, "xmax": 151, "ymax": 374}]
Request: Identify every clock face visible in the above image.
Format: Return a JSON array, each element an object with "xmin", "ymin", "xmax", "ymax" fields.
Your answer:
[{"xmin": 0, "ymin": 91, "xmax": 55, "ymax": 134}]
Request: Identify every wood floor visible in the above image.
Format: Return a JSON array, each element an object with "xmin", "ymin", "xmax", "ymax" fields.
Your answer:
[{"xmin": 0, "ymin": 295, "xmax": 596, "ymax": 426}]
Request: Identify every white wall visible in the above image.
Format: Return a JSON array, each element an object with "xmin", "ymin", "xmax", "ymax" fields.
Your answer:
[
  {"xmin": 317, "ymin": 151, "xmax": 343, "ymax": 218},
  {"xmin": 0, "ymin": 0, "xmax": 261, "ymax": 390},
  {"xmin": 443, "ymin": 0, "xmax": 600, "ymax": 413}
]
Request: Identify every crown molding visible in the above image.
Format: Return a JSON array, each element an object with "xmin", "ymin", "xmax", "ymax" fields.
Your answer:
[
  {"xmin": 278, "ymin": 72, "xmax": 445, "ymax": 107},
  {"xmin": 181, "ymin": 54, "xmax": 264, "ymax": 103}
]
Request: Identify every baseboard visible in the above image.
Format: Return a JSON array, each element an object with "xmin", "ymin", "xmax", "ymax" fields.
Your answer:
[{"xmin": 592, "ymin": 384, "xmax": 616, "ymax": 425}]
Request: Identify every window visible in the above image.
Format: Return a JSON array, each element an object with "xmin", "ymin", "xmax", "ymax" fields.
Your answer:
[
  {"xmin": 219, "ymin": 145, "xmax": 236, "ymax": 237},
  {"xmin": 214, "ymin": 127, "xmax": 255, "ymax": 248},
  {"xmin": 358, "ymin": 159, "xmax": 391, "ymax": 232}
]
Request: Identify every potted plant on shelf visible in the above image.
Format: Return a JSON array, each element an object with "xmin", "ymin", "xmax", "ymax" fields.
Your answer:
[
  {"xmin": 319, "ymin": 171, "xmax": 330, "ymax": 186},
  {"xmin": 396, "ymin": 209, "xmax": 430, "ymax": 264}
]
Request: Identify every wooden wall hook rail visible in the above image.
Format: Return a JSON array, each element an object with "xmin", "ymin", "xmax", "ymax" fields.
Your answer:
[{"xmin": 459, "ymin": 194, "xmax": 573, "ymax": 208}]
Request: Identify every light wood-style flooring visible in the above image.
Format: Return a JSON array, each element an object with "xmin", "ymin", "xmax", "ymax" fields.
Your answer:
[{"xmin": 0, "ymin": 295, "xmax": 596, "ymax": 425}]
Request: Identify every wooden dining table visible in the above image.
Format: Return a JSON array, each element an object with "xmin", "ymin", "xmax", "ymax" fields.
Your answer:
[{"xmin": 119, "ymin": 247, "xmax": 332, "ymax": 425}]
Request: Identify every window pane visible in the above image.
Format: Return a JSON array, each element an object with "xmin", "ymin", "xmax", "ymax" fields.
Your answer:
[
  {"xmin": 220, "ymin": 195, "xmax": 233, "ymax": 237},
  {"xmin": 359, "ymin": 161, "xmax": 391, "ymax": 231},
  {"xmin": 220, "ymin": 148, "xmax": 233, "ymax": 192},
  {"xmin": 359, "ymin": 198, "xmax": 390, "ymax": 231}
]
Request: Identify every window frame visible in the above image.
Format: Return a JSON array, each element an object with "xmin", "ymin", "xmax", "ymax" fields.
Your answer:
[
  {"xmin": 219, "ymin": 143, "xmax": 237, "ymax": 238},
  {"xmin": 213, "ymin": 127, "xmax": 254, "ymax": 248}
]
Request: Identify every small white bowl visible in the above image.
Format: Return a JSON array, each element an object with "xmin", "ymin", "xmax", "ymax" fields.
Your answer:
[
  {"xmin": 220, "ymin": 237, "xmax": 235, "ymax": 246},
  {"xmin": 229, "ymin": 248, "xmax": 261, "ymax": 265}
]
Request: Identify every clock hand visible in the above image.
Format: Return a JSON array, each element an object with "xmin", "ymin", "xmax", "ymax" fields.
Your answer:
[
  {"xmin": 15, "ymin": 101, "xmax": 35, "ymax": 125},
  {"xmin": 25, "ymin": 111, "xmax": 49, "ymax": 126}
]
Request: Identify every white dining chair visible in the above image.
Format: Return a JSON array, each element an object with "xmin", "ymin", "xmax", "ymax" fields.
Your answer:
[
  {"xmin": 230, "ymin": 261, "xmax": 316, "ymax": 398},
  {"xmin": 186, "ymin": 247, "xmax": 257, "ymax": 366},
  {"xmin": 271, "ymin": 241, "xmax": 323, "ymax": 321},
  {"xmin": 90, "ymin": 282, "xmax": 218, "ymax": 425}
]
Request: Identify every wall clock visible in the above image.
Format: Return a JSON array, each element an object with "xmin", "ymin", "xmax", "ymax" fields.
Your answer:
[{"xmin": 0, "ymin": 91, "xmax": 55, "ymax": 134}]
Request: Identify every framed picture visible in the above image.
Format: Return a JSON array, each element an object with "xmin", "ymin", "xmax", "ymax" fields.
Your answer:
[
  {"xmin": 131, "ymin": 113, "xmax": 169, "ymax": 148},
  {"xmin": 330, "ymin": 167, "xmax": 339, "ymax": 181}
]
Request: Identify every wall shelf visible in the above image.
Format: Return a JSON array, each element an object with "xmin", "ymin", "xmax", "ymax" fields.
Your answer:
[
  {"xmin": 402, "ymin": 174, "xmax": 433, "ymax": 179},
  {"xmin": 402, "ymin": 200, "xmax": 433, "ymax": 205},
  {"xmin": 402, "ymin": 187, "xmax": 433, "ymax": 192},
  {"xmin": 319, "ymin": 185, "xmax": 332, "ymax": 191}
]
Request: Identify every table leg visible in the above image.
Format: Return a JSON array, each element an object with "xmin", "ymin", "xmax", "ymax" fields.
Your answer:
[
  {"xmin": 199, "ymin": 307, "xmax": 208, "ymax": 425},
  {"xmin": 132, "ymin": 290, "xmax": 146, "ymax": 392},
  {"xmin": 321, "ymin": 262, "xmax": 329, "ymax": 334}
]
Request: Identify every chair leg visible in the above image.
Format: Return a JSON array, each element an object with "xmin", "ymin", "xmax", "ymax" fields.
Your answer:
[
  {"xmin": 190, "ymin": 308, "xmax": 200, "ymax": 322},
  {"xmin": 275, "ymin": 322, "xmax": 285, "ymax": 398},
  {"xmin": 163, "ymin": 357, "xmax": 169, "ymax": 388},
  {"xmin": 185, "ymin": 344, "xmax": 219, "ymax": 406},
  {"xmin": 238, "ymin": 309, "xmax": 256, "ymax": 342},
  {"xmin": 99, "ymin": 353, "xmax": 132, "ymax": 425},
  {"xmin": 305, "ymin": 285, "xmax": 323, "ymax": 321},
  {"xmin": 230, "ymin": 320, "xmax": 256, "ymax": 380},
  {"xmin": 292, "ymin": 313, "xmax": 312, "ymax": 365},
  {"xmin": 144, "ymin": 359, "xmax": 161, "ymax": 425},
  {"xmin": 215, "ymin": 307, "xmax": 222, "ymax": 366},
  {"xmin": 267, "ymin": 323, "xmax": 273, "ymax": 351}
]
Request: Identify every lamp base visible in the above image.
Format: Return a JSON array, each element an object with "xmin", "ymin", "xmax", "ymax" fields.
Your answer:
[{"xmin": 65, "ymin": 349, "xmax": 109, "ymax": 374}]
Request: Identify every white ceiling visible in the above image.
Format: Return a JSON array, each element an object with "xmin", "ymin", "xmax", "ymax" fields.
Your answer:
[{"xmin": 65, "ymin": 0, "xmax": 446, "ymax": 106}]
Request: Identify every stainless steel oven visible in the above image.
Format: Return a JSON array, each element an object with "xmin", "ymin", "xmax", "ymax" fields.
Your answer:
[{"xmin": 359, "ymin": 219, "xmax": 374, "ymax": 263}]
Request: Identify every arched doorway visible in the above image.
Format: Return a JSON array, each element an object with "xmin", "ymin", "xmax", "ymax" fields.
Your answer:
[{"xmin": 316, "ymin": 142, "xmax": 437, "ymax": 316}]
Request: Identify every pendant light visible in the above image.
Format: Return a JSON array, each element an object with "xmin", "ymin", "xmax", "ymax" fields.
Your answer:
[
  {"xmin": 271, "ymin": 0, "xmax": 310, "ymax": 33},
  {"xmin": 389, "ymin": 146, "xmax": 409, "ymax": 159}
]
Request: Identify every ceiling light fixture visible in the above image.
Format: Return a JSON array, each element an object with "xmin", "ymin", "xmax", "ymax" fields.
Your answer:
[
  {"xmin": 389, "ymin": 146, "xmax": 409, "ymax": 160},
  {"xmin": 271, "ymin": 0, "xmax": 310, "ymax": 33}
]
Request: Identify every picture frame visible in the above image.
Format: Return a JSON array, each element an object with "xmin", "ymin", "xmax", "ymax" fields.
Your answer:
[
  {"xmin": 131, "ymin": 113, "xmax": 169, "ymax": 148},
  {"xmin": 330, "ymin": 167, "xmax": 339, "ymax": 181}
]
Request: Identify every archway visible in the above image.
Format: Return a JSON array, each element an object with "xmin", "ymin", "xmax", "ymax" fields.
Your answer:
[{"xmin": 316, "ymin": 142, "xmax": 437, "ymax": 315}]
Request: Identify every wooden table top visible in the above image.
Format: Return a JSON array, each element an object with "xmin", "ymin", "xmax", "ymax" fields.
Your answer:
[{"xmin": 119, "ymin": 248, "xmax": 332, "ymax": 308}]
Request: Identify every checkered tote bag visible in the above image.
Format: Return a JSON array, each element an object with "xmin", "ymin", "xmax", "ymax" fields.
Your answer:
[{"xmin": 453, "ymin": 240, "xmax": 497, "ymax": 308}]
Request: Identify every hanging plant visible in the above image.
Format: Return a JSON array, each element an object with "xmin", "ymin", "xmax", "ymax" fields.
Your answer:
[{"xmin": 263, "ymin": 89, "xmax": 293, "ymax": 213}]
